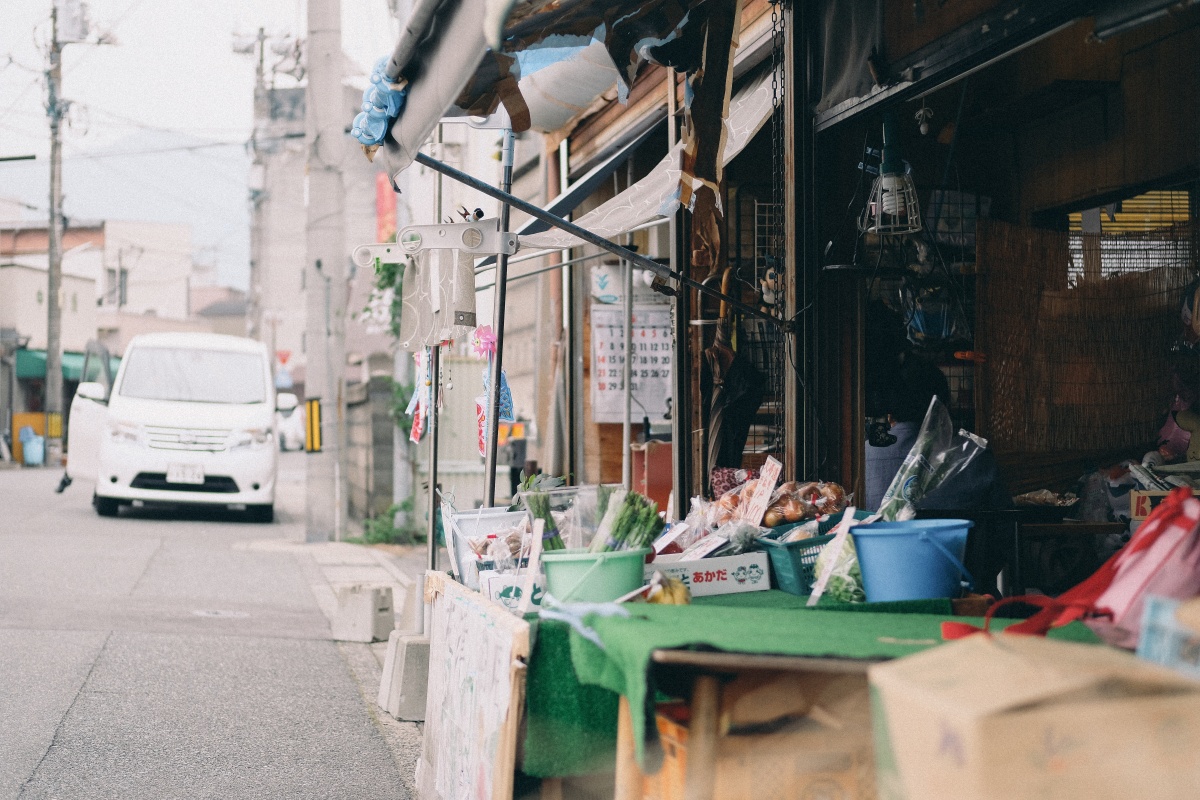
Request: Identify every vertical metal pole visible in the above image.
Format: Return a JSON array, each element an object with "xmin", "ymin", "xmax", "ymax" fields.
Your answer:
[
  {"xmin": 426, "ymin": 345, "xmax": 440, "ymax": 571},
  {"xmin": 427, "ymin": 124, "xmax": 445, "ymax": 570},
  {"xmin": 558, "ymin": 141, "xmax": 576, "ymax": 482},
  {"xmin": 667, "ymin": 68, "xmax": 691, "ymax": 512},
  {"xmin": 484, "ymin": 129, "xmax": 515, "ymax": 506},
  {"xmin": 623, "ymin": 161, "xmax": 638, "ymax": 490},
  {"xmin": 622, "ymin": 255, "xmax": 633, "ymax": 489},
  {"xmin": 45, "ymin": 6, "xmax": 64, "ymax": 467}
]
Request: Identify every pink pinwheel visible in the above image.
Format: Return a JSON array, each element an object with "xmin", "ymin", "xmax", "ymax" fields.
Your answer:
[{"xmin": 471, "ymin": 325, "xmax": 496, "ymax": 358}]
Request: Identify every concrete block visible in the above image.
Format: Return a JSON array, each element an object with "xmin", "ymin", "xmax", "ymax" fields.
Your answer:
[
  {"xmin": 377, "ymin": 630, "xmax": 429, "ymax": 721},
  {"xmin": 331, "ymin": 584, "xmax": 394, "ymax": 642},
  {"xmin": 396, "ymin": 580, "xmax": 423, "ymax": 635}
]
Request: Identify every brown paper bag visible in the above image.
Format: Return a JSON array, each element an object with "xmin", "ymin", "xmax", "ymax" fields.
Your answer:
[{"xmin": 870, "ymin": 634, "xmax": 1200, "ymax": 799}]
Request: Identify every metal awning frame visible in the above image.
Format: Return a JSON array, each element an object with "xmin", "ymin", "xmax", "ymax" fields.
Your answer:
[{"xmin": 414, "ymin": 152, "xmax": 793, "ymax": 332}]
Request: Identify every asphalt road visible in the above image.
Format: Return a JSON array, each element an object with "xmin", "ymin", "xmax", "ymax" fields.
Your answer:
[{"xmin": 0, "ymin": 452, "xmax": 419, "ymax": 799}]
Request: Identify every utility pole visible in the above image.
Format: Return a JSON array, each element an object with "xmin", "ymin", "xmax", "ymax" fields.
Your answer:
[
  {"xmin": 244, "ymin": 27, "xmax": 268, "ymax": 341},
  {"xmin": 44, "ymin": 4, "xmax": 66, "ymax": 467},
  {"xmin": 304, "ymin": 0, "xmax": 347, "ymax": 542}
]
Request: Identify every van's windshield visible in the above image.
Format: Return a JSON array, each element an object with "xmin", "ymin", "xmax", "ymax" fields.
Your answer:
[{"xmin": 119, "ymin": 347, "xmax": 267, "ymax": 404}]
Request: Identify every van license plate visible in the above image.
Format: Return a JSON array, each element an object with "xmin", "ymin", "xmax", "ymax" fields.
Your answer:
[{"xmin": 167, "ymin": 464, "xmax": 205, "ymax": 485}]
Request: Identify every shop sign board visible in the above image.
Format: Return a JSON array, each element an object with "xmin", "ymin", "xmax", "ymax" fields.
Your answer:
[
  {"xmin": 417, "ymin": 572, "xmax": 530, "ymax": 800},
  {"xmin": 647, "ymin": 551, "xmax": 771, "ymax": 597},
  {"xmin": 1131, "ymin": 489, "xmax": 1200, "ymax": 519}
]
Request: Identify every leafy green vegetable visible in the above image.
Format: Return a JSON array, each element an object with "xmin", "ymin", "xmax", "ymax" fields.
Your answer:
[{"xmin": 814, "ymin": 535, "xmax": 865, "ymax": 603}]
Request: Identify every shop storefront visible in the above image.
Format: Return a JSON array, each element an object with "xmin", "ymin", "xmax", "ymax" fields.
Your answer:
[{"xmin": 355, "ymin": 1, "xmax": 1200, "ymax": 797}]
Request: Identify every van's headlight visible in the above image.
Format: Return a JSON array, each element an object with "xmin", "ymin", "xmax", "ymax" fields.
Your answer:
[
  {"xmin": 107, "ymin": 420, "xmax": 143, "ymax": 445},
  {"xmin": 229, "ymin": 428, "xmax": 273, "ymax": 451}
]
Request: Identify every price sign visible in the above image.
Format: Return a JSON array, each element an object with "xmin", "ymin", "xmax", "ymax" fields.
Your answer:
[{"xmin": 590, "ymin": 305, "xmax": 673, "ymax": 424}]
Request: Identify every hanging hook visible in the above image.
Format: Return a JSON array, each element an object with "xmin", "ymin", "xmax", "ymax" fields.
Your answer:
[{"xmin": 915, "ymin": 101, "xmax": 934, "ymax": 136}]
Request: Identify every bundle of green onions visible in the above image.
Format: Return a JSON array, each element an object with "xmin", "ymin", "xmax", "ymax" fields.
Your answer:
[
  {"xmin": 588, "ymin": 489, "xmax": 665, "ymax": 552},
  {"xmin": 523, "ymin": 491, "xmax": 565, "ymax": 551}
]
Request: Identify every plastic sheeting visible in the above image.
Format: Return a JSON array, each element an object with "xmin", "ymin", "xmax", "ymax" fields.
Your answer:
[
  {"xmin": 378, "ymin": 0, "xmax": 710, "ymax": 178},
  {"xmin": 397, "ymin": 249, "xmax": 479, "ymax": 351},
  {"xmin": 520, "ymin": 66, "xmax": 776, "ymax": 251}
]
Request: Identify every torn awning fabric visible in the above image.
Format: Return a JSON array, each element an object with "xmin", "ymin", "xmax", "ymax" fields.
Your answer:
[{"xmin": 356, "ymin": 0, "xmax": 715, "ymax": 178}]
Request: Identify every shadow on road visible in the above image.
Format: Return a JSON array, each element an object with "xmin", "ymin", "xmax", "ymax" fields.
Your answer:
[{"xmin": 110, "ymin": 504, "xmax": 276, "ymax": 525}]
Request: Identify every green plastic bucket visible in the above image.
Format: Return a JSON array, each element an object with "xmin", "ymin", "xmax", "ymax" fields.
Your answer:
[{"xmin": 541, "ymin": 548, "xmax": 651, "ymax": 603}]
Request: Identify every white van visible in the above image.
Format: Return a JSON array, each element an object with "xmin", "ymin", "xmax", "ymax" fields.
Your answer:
[{"xmin": 67, "ymin": 332, "xmax": 282, "ymax": 522}]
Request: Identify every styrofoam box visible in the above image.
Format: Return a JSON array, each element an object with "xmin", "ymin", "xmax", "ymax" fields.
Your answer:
[
  {"xmin": 480, "ymin": 570, "xmax": 545, "ymax": 611},
  {"xmin": 1137, "ymin": 594, "xmax": 1200, "ymax": 679},
  {"xmin": 646, "ymin": 551, "xmax": 771, "ymax": 597}
]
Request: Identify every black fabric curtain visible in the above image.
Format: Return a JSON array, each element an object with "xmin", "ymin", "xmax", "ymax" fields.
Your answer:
[{"xmin": 813, "ymin": 0, "xmax": 883, "ymax": 114}]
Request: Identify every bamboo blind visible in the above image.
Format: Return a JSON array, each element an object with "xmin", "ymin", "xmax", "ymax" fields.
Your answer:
[{"xmin": 978, "ymin": 219, "xmax": 1195, "ymax": 454}]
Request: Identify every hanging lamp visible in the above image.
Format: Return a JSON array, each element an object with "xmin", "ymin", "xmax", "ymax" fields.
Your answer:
[{"xmin": 860, "ymin": 109, "xmax": 922, "ymax": 236}]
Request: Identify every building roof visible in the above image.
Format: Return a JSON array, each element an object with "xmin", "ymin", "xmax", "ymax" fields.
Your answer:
[{"xmin": 195, "ymin": 297, "xmax": 248, "ymax": 317}]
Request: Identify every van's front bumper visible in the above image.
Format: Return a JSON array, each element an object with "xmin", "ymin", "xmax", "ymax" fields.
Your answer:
[{"xmin": 95, "ymin": 442, "xmax": 276, "ymax": 506}]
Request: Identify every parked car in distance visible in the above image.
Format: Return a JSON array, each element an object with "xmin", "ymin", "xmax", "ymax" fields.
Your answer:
[
  {"xmin": 67, "ymin": 332, "xmax": 280, "ymax": 522},
  {"xmin": 275, "ymin": 393, "xmax": 306, "ymax": 451}
]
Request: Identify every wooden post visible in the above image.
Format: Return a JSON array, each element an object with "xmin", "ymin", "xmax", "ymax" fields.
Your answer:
[
  {"xmin": 615, "ymin": 696, "xmax": 647, "ymax": 800},
  {"xmin": 683, "ymin": 675, "xmax": 720, "ymax": 800}
]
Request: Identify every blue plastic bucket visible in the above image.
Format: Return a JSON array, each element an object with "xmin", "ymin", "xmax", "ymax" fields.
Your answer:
[
  {"xmin": 850, "ymin": 519, "xmax": 975, "ymax": 602},
  {"xmin": 22, "ymin": 435, "xmax": 44, "ymax": 466}
]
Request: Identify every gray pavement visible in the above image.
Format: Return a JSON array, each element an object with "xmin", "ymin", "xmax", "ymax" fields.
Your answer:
[{"xmin": 0, "ymin": 452, "xmax": 424, "ymax": 799}]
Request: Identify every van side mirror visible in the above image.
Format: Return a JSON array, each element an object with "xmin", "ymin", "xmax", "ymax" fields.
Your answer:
[
  {"xmin": 77, "ymin": 381, "xmax": 107, "ymax": 403},
  {"xmin": 276, "ymin": 392, "xmax": 298, "ymax": 412}
]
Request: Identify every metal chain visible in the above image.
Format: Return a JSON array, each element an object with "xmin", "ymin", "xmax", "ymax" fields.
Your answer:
[{"xmin": 769, "ymin": 0, "xmax": 787, "ymax": 320}]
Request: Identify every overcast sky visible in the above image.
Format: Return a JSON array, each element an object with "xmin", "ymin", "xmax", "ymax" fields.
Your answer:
[{"xmin": 0, "ymin": 0, "xmax": 399, "ymax": 287}]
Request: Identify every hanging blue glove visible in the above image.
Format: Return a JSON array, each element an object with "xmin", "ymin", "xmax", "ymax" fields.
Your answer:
[{"xmin": 350, "ymin": 57, "xmax": 407, "ymax": 147}]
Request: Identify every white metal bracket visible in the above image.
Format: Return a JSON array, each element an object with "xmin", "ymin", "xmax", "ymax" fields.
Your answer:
[{"xmin": 351, "ymin": 218, "xmax": 517, "ymax": 269}]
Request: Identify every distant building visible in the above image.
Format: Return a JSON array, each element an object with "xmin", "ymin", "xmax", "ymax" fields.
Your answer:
[
  {"xmin": 194, "ymin": 291, "xmax": 249, "ymax": 339},
  {"xmin": 0, "ymin": 211, "xmax": 244, "ymax": 455}
]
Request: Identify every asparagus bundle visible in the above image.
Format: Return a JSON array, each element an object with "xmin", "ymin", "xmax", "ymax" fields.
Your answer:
[{"xmin": 588, "ymin": 489, "xmax": 665, "ymax": 552}]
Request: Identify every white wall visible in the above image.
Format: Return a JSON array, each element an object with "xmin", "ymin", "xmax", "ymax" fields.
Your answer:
[
  {"xmin": 0, "ymin": 264, "xmax": 96, "ymax": 352},
  {"xmin": 102, "ymin": 220, "xmax": 192, "ymax": 320}
]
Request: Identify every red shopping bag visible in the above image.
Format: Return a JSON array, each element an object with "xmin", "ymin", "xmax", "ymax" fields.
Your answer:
[{"xmin": 944, "ymin": 486, "xmax": 1200, "ymax": 647}]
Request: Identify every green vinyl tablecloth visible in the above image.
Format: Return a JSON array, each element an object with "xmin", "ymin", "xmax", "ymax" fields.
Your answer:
[{"xmin": 520, "ymin": 592, "xmax": 1101, "ymax": 776}]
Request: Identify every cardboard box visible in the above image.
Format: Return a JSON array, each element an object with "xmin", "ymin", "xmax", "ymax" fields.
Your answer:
[
  {"xmin": 870, "ymin": 634, "xmax": 1200, "ymax": 799},
  {"xmin": 1130, "ymin": 489, "xmax": 1200, "ymax": 520},
  {"xmin": 646, "ymin": 552, "xmax": 770, "ymax": 597},
  {"xmin": 479, "ymin": 570, "xmax": 545, "ymax": 611},
  {"xmin": 642, "ymin": 673, "xmax": 876, "ymax": 800}
]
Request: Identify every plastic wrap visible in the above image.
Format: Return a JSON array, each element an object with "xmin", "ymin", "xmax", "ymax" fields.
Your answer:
[{"xmin": 876, "ymin": 397, "xmax": 988, "ymax": 521}]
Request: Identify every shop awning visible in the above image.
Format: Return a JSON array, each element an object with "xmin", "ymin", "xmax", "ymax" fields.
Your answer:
[
  {"xmin": 520, "ymin": 67, "xmax": 776, "ymax": 251},
  {"xmin": 373, "ymin": 0, "xmax": 711, "ymax": 180},
  {"xmin": 15, "ymin": 349, "xmax": 121, "ymax": 381}
]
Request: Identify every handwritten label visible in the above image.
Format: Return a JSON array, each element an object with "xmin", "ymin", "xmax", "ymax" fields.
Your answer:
[
  {"xmin": 740, "ymin": 456, "xmax": 782, "ymax": 524},
  {"xmin": 679, "ymin": 534, "xmax": 728, "ymax": 561}
]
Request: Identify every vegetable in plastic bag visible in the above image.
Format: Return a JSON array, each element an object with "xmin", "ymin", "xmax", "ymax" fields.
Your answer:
[
  {"xmin": 876, "ymin": 396, "xmax": 988, "ymax": 521},
  {"xmin": 813, "ymin": 534, "xmax": 865, "ymax": 603}
]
